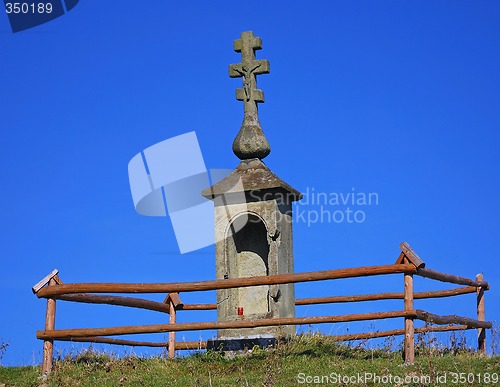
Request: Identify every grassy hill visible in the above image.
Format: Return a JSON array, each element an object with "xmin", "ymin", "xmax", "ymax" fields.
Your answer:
[{"xmin": 1, "ymin": 334, "xmax": 499, "ymax": 386}]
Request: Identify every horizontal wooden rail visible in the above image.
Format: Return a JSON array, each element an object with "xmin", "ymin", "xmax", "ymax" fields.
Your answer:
[
  {"xmin": 178, "ymin": 304, "xmax": 217, "ymax": 311},
  {"xmin": 55, "ymin": 294, "xmax": 170, "ymax": 313},
  {"xmin": 50, "ymin": 325, "xmax": 472, "ymax": 348},
  {"xmin": 54, "ymin": 336, "xmax": 207, "ymax": 350},
  {"xmin": 415, "ymin": 310, "xmax": 492, "ymax": 329},
  {"xmin": 334, "ymin": 324, "xmax": 470, "ymax": 341},
  {"xmin": 175, "ymin": 287, "xmax": 479, "ymax": 312},
  {"xmin": 51, "ymin": 286, "xmax": 479, "ymax": 314},
  {"xmin": 417, "ymin": 268, "xmax": 489, "ymax": 289},
  {"xmin": 38, "ymin": 309, "xmax": 491, "ymax": 341},
  {"xmin": 36, "ymin": 264, "xmax": 417, "ymax": 298},
  {"xmin": 412, "ymin": 287, "xmax": 478, "ymax": 299},
  {"xmin": 37, "ymin": 310, "xmax": 416, "ymax": 340},
  {"xmin": 296, "ymin": 286, "xmax": 478, "ymax": 306}
]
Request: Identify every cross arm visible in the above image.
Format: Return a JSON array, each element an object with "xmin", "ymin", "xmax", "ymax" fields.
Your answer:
[
  {"xmin": 228, "ymin": 60, "xmax": 270, "ymax": 78},
  {"xmin": 234, "ymin": 34, "xmax": 262, "ymax": 52},
  {"xmin": 236, "ymin": 88, "xmax": 264, "ymax": 102}
]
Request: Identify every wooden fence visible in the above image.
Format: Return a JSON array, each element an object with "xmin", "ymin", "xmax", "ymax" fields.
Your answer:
[{"xmin": 32, "ymin": 242, "xmax": 491, "ymax": 376}]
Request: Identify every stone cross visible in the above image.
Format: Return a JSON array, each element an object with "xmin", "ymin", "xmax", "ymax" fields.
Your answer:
[{"xmin": 229, "ymin": 31, "xmax": 270, "ymax": 114}]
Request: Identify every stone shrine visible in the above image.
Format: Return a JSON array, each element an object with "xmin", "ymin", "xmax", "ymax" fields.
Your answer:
[{"xmin": 203, "ymin": 31, "xmax": 302, "ymax": 349}]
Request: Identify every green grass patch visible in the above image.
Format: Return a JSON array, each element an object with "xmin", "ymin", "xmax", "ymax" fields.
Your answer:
[{"xmin": 0, "ymin": 334, "xmax": 499, "ymax": 386}]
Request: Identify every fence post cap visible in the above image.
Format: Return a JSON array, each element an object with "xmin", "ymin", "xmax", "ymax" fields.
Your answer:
[
  {"xmin": 32, "ymin": 269, "xmax": 59, "ymax": 294},
  {"xmin": 399, "ymin": 242, "xmax": 426, "ymax": 268},
  {"xmin": 164, "ymin": 292, "xmax": 184, "ymax": 309}
]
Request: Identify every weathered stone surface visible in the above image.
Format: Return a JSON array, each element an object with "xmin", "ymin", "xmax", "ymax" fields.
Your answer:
[
  {"xmin": 202, "ymin": 31, "xmax": 302, "ymax": 341},
  {"xmin": 202, "ymin": 158, "xmax": 302, "ymax": 201},
  {"xmin": 204, "ymin": 158, "xmax": 301, "ymax": 339},
  {"xmin": 232, "ymin": 112, "xmax": 271, "ymax": 160},
  {"xmin": 212, "ymin": 198, "xmax": 297, "ymax": 339},
  {"xmin": 229, "ymin": 31, "xmax": 269, "ymax": 114},
  {"xmin": 229, "ymin": 31, "xmax": 271, "ymax": 160}
]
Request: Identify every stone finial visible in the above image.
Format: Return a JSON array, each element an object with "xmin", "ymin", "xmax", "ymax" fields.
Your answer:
[{"xmin": 229, "ymin": 31, "xmax": 271, "ymax": 160}]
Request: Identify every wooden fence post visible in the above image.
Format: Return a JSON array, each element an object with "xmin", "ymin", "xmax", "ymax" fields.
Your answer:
[
  {"xmin": 164, "ymin": 293, "xmax": 183, "ymax": 359},
  {"xmin": 404, "ymin": 272, "xmax": 415, "ymax": 364},
  {"xmin": 168, "ymin": 299, "xmax": 176, "ymax": 358},
  {"xmin": 42, "ymin": 278, "xmax": 57, "ymax": 376},
  {"xmin": 476, "ymin": 273, "xmax": 486, "ymax": 355}
]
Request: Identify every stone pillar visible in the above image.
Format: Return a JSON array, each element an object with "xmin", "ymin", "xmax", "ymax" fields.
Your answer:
[{"xmin": 203, "ymin": 159, "xmax": 301, "ymax": 346}]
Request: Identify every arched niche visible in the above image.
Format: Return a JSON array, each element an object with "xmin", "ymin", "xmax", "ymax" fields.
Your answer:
[{"xmin": 225, "ymin": 213, "xmax": 270, "ymax": 317}]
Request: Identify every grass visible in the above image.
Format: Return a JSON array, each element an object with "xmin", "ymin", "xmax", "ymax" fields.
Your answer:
[{"xmin": 0, "ymin": 333, "xmax": 499, "ymax": 386}]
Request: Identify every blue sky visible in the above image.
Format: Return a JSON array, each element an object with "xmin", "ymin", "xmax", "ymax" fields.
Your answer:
[{"xmin": 1, "ymin": 1, "xmax": 499, "ymax": 366}]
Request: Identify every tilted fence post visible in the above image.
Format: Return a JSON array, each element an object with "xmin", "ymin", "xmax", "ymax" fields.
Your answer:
[
  {"xmin": 404, "ymin": 272, "xmax": 415, "ymax": 364},
  {"xmin": 165, "ymin": 292, "xmax": 183, "ymax": 359},
  {"xmin": 476, "ymin": 273, "xmax": 486, "ymax": 355},
  {"xmin": 42, "ymin": 277, "xmax": 57, "ymax": 376},
  {"xmin": 169, "ymin": 300, "xmax": 176, "ymax": 358}
]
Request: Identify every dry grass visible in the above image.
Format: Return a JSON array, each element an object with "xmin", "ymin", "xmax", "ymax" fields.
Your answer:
[{"xmin": 0, "ymin": 332, "xmax": 499, "ymax": 386}]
